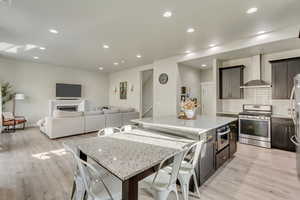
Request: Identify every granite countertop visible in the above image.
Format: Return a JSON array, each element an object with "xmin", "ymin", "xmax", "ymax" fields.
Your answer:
[
  {"xmin": 132, "ymin": 115, "xmax": 237, "ymax": 136},
  {"xmin": 271, "ymin": 114, "xmax": 292, "ymax": 119},
  {"xmin": 216, "ymin": 111, "xmax": 239, "ymax": 115},
  {"xmin": 76, "ymin": 133, "xmax": 189, "ymax": 181}
]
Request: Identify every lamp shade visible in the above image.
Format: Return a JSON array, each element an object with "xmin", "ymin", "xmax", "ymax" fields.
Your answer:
[{"xmin": 15, "ymin": 93, "xmax": 25, "ymax": 100}]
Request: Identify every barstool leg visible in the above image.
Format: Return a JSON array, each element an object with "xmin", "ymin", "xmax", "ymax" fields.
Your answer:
[{"xmin": 193, "ymin": 170, "xmax": 201, "ymax": 199}]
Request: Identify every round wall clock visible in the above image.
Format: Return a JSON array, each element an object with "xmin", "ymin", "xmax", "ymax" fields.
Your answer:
[{"xmin": 159, "ymin": 73, "xmax": 168, "ymax": 84}]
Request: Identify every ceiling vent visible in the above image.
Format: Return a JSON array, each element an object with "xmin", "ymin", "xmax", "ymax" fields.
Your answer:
[{"xmin": 0, "ymin": 0, "xmax": 11, "ymax": 6}]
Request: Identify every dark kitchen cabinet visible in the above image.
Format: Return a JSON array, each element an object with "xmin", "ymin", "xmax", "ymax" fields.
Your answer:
[
  {"xmin": 229, "ymin": 121, "xmax": 238, "ymax": 157},
  {"xmin": 271, "ymin": 57, "xmax": 300, "ymax": 99},
  {"xmin": 199, "ymin": 131, "xmax": 216, "ymax": 185},
  {"xmin": 271, "ymin": 118, "xmax": 296, "ymax": 152},
  {"xmin": 271, "ymin": 61, "xmax": 288, "ymax": 99},
  {"xmin": 219, "ymin": 66, "xmax": 244, "ymax": 99}
]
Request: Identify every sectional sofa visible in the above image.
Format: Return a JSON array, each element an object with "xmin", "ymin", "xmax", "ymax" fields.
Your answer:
[{"xmin": 38, "ymin": 107, "xmax": 139, "ymax": 139}]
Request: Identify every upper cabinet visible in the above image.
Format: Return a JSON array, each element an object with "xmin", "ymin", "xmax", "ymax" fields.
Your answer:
[
  {"xmin": 270, "ymin": 57, "xmax": 300, "ymax": 99},
  {"xmin": 219, "ymin": 66, "xmax": 244, "ymax": 99}
]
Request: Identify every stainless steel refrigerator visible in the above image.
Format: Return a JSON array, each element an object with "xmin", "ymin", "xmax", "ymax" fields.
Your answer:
[{"xmin": 290, "ymin": 74, "xmax": 300, "ymax": 180}]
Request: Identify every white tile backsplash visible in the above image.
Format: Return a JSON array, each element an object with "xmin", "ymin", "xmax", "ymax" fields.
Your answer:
[
  {"xmin": 271, "ymin": 100, "xmax": 290, "ymax": 116},
  {"xmin": 219, "ymin": 88, "xmax": 290, "ymax": 115}
]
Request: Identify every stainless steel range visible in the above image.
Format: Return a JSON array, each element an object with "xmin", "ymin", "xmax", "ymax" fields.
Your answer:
[{"xmin": 239, "ymin": 104, "xmax": 272, "ymax": 148}]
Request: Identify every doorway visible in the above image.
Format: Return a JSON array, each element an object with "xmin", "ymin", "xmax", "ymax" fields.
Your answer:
[{"xmin": 140, "ymin": 69, "xmax": 153, "ymax": 118}]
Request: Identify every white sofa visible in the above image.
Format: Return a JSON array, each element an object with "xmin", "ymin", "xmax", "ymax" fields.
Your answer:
[
  {"xmin": 39, "ymin": 108, "xmax": 139, "ymax": 139},
  {"xmin": 45, "ymin": 116, "xmax": 85, "ymax": 139},
  {"xmin": 84, "ymin": 111, "xmax": 106, "ymax": 133}
]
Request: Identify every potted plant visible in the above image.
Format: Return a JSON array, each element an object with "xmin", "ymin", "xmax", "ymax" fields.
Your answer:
[
  {"xmin": 1, "ymin": 82, "xmax": 15, "ymax": 111},
  {"xmin": 181, "ymin": 99, "xmax": 199, "ymax": 119}
]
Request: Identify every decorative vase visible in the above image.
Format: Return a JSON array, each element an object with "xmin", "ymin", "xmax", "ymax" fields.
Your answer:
[{"xmin": 184, "ymin": 109, "xmax": 195, "ymax": 119}]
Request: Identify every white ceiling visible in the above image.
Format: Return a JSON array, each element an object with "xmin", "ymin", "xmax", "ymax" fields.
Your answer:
[
  {"xmin": 182, "ymin": 38, "xmax": 300, "ymax": 68},
  {"xmin": 0, "ymin": 0, "xmax": 300, "ymax": 72}
]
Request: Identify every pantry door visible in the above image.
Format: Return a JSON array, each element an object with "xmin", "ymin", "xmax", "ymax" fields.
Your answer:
[{"xmin": 201, "ymin": 82, "xmax": 216, "ymax": 115}]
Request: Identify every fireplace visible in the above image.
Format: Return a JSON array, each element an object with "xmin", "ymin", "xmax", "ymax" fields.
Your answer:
[
  {"xmin": 56, "ymin": 105, "xmax": 78, "ymax": 112},
  {"xmin": 49, "ymin": 99, "xmax": 86, "ymax": 116}
]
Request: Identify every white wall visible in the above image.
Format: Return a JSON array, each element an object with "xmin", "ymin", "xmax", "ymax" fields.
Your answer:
[
  {"xmin": 200, "ymin": 68, "xmax": 213, "ymax": 83},
  {"xmin": 219, "ymin": 48, "xmax": 300, "ymax": 116},
  {"xmin": 109, "ymin": 60, "xmax": 179, "ymax": 118},
  {"xmin": 0, "ymin": 57, "xmax": 109, "ymax": 126},
  {"xmin": 178, "ymin": 64, "xmax": 202, "ymax": 114},
  {"xmin": 153, "ymin": 59, "xmax": 179, "ymax": 117},
  {"xmin": 109, "ymin": 64, "xmax": 153, "ymax": 112}
]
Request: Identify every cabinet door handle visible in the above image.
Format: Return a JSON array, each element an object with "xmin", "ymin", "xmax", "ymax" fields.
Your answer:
[
  {"xmin": 207, "ymin": 135, "xmax": 213, "ymax": 141},
  {"xmin": 290, "ymin": 135, "xmax": 300, "ymax": 146}
]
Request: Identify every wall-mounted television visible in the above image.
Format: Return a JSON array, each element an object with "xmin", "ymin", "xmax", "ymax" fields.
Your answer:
[{"xmin": 56, "ymin": 83, "xmax": 82, "ymax": 98}]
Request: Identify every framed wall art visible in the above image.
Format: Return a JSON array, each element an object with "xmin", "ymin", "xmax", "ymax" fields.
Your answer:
[{"xmin": 120, "ymin": 81, "xmax": 127, "ymax": 99}]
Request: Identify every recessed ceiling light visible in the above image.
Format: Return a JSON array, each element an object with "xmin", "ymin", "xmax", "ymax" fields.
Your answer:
[
  {"xmin": 187, "ymin": 28, "xmax": 195, "ymax": 33},
  {"xmin": 49, "ymin": 29, "xmax": 58, "ymax": 34},
  {"xmin": 39, "ymin": 47, "xmax": 46, "ymax": 50},
  {"xmin": 247, "ymin": 7, "xmax": 258, "ymax": 14},
  {"xmin": 103, "ymin": 44, "xmax": 110, "ymax": 49},
  {"xmin": 257, "ymin": 31, "xmax": 266, "ymax": 35},
  {"xmin": 136, "ymin": 54, "xmax": 142, "ymax": 58},
  {"xmin": 185, "ymin": 50, "xmax": 192, "ymax": 54},
  {"xmin": 201, "ymin": 64, "xmax": 207, "ymax": 67},
  {"xmin": 113, "ymin": 62, "xmax": 119, "ymax": 66},
  {"xmin": 99, "ymin": 67, "xmax": 104, "ymax": 70},
  {"xmin": 257, "ymin": 34, "xmax": 268, "ymax": 40},
  {"xmin": 209, "ymin": 44, "xmax": 216, "ymax": 47},
  {"xmin": 163, "ymin": 11, "xmax": 172, "ymax": 18},
  {"xmin": 33, "ymin": 56, "xmax": 39, "ymax": 59},
  {"xmin": 25, "ymin": 44, "xmax": 37, "ymax": 51}
]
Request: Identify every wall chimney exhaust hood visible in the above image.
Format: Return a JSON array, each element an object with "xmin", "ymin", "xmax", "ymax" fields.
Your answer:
[{"xmin": 240, "ymin": 54, "xmax": 271, "ymax": 89}]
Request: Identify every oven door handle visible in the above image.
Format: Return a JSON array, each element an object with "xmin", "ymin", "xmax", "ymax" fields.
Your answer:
[
  {"xmin": 218, "ymin": 129, "xmax": 230, "ymax": 136},
  {"xmin": 290, "ymin": 135, "xmax": 300, "ymax": 146},
  {"xmin": 239, "ymin": 117, "xmax": 269, "ymax": 121}
]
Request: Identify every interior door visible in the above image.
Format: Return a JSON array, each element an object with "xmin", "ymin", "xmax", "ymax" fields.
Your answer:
[{"xmin": 201, "ymin": 82, "xmax": 216, "ymax": 115}]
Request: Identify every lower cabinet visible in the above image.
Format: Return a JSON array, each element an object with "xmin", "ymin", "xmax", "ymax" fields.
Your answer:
[
  {"xmin": 199, "ymin": 131, "xmax": 216, "ymax": 185},
  {"xmin": 229, "ymin": 121, "xmax": 238, "ymax": 157},
  {"xmin": 216, "ymin": 146, "xmax": 230, "ymax": 169},
  {"xmin": 271, "ymin": 118, "xmax": 295, "ymax": 152},
  {"xmin": 197, "ymin": 121, "xmax": 238, "ymax": 186}
]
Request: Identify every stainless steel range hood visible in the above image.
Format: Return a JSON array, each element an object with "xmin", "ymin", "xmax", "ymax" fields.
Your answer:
[{"xmin": 240, "ymin": 54, "xmax": 272, "ymax": 89}]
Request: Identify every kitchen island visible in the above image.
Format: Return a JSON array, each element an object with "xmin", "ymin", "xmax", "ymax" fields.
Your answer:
[
  {"xmin": 132, "ymin": 115, "xmax": 238, "ymax": 185},
  {"xmin": 132, "ymin": 115, "xmax": 237, "ymax": 139}
]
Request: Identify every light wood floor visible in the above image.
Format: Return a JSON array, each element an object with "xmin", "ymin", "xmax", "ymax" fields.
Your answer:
[{"xmin": 0, "ymin": 128, "xmax": 299, "ymax": 200}]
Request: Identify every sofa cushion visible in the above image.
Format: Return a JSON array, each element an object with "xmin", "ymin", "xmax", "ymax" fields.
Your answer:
[
  {"xmin": 84, "ymin": 110, "xmax": 104, "ymax": 116},
  {"xmin": 103, "ymin": 108, "xmax": 120, "ymax": 114},
  {"xmin": 119, "ymin": 107, "xmax": 135, "ymax": 113},
  {"xmin": 53, "ymin": 110, "xmax": 83, "ymax": 118}
]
